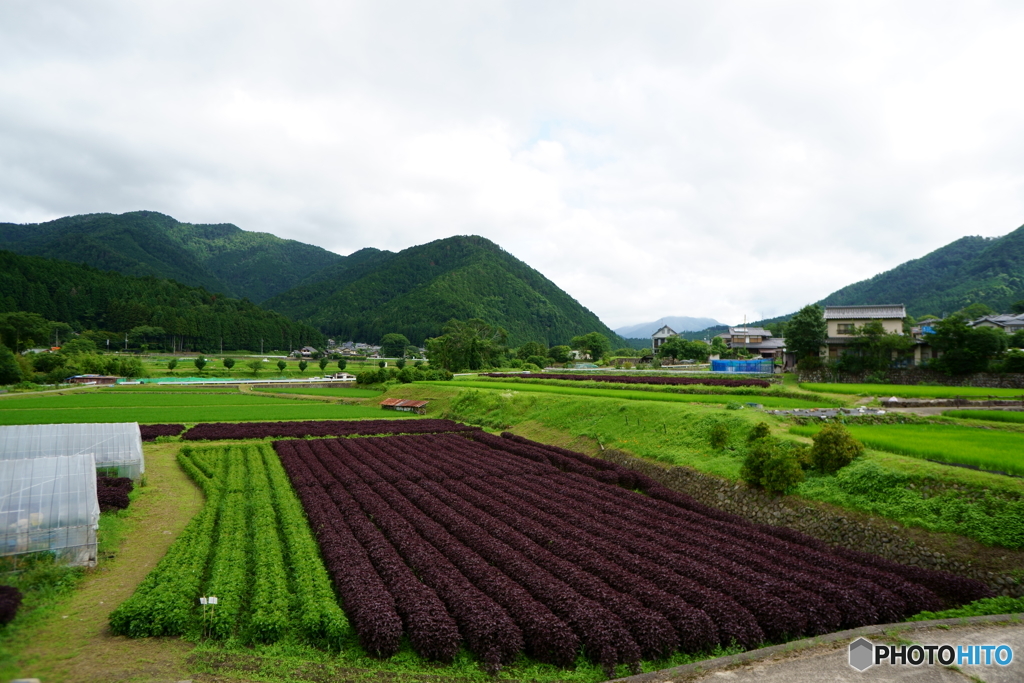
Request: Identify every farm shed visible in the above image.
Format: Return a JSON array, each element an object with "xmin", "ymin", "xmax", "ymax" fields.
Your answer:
[
  {"xmin": 0, "ymin": 423, "xmax": 145, "ymax": 480},
  {"xmin": 0, "ymin": 454, "xmax": 100, "ymax": 567},
  {"xmin": 379, "ymin": 398, "xmax": 428, "ymax": 415}
]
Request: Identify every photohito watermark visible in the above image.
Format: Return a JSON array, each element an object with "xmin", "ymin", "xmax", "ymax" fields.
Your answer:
[{"xmin": 849, "ymin": 637, "xmax": 1013, "ymax": 671}]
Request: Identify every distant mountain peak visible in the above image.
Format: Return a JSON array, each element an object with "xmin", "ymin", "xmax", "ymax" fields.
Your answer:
[{"xmin": 615, "ymin": 316, "xmax": 723, "ymax": 339}]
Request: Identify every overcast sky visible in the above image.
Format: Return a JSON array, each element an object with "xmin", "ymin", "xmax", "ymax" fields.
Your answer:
[{"xmin": 3, "ymin": 1, "xmax": 1024, "ymax": 329}]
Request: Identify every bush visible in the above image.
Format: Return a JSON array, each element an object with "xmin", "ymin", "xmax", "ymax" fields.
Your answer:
[
  {"xmin": 525, "ymin": 355, "xmax": 548, "ymax": 369},
  {"xmin": 521, "ymin": 363, "xmax": 541, "ymax": 372},
  {"xmin": 810, "ymin": 423, "xmax": 864, "ymax": 474},
  {"xmin": 741, "ymin": 437, "xmax": 805, "ymax": 494},
  {"xmin": 709, "ymin": 422, "xmax": 729, "ymax": 449},
  {"xmin": 796, "ymin": 356, "xmax": 824, "ymax": 373},
  {"xmin": 746, "ymin": 421, "xmax": 771, "ymax": 443}
]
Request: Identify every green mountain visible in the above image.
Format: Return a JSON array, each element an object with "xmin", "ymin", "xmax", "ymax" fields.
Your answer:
[
  {"xmin": 0, "ymin": 211, "xmax": 344, "ymax": 302},
  {"xmin": 264, "ymin": 235, "xmax": 624, "ymax": 347},
  {"xmin": 0, "ymin": 250, "xmax": 323, "ymax": 352},
  {"xmin": 818, "ymin": 227, "xmax": 1024, "ymax": 317},
  {"xmin": 750, "ymin": 223, "xmax": 1024, "ymax": 328}
]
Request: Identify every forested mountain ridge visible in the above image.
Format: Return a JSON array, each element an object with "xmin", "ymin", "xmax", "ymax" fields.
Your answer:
[
  {"xmin": 0, "ymin": 250, "xmax": 323, "ymax": 352},
  {"xmin": 0, "ymin": 211, "xmax": 345, "ymax": 302},
  {"xmin": 264, "ymin": 235, "xmax": 625, "ymax": 347},
  {"xmin": 817, "ymin": 228, "xmax": 1024, "ymax": 316}
]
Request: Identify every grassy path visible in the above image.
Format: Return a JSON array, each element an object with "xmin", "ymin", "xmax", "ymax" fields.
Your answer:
[{"xmin": 8, "ymin": 443, "xmax": 206, "ymax": 683}]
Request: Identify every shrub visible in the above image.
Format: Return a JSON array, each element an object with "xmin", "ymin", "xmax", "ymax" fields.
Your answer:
[
  {"xmin": 746, "ymin": 421, "xmax": 771, "ymax": 443},
  {"xmin": 741, "ymin": 437, "xmax": 805, "ymax": 493},
  {"xmin": 223, "ymin": 357, "xmax": 235, "ymax": 370},
  {"xmin": 810, "ymin": 423, "xmax": 864, "ymax": 474},
  {"xmin": 167, "ymin": 358, "xmax": 178, "ymax": 371},
  {"xmin": 526, "ymin": 355, "xmax": 548, "ymax": 369},
  {"xmin": 796, "ymin": 356, "xmax": 824, "ymax": 373},
  {"xmin": 521, "ymin": 363, "xmax": 541, "ymax": 372},
  {"xmin": 709, "ymin": 423, "xmax": 729, "ymax": 449}
]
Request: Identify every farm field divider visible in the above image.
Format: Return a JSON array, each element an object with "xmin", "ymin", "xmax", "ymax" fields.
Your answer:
[
  {"xmin": 428, "ymin": 381, "xmax": 829, "ymax": 408},
  {"xmin": 180, "ymin": 418, "xmax": 478, "ymax": 440},
  {"xmin": 482, "ymin": 373, "xmax": 771, "ymax": 388},
  {"xmin": 272, "ymin": 429, "xmax": 989, "ymax": 676}
]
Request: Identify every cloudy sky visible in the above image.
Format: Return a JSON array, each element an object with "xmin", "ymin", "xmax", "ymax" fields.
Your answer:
[{"xmin": 3, "ymin": 1, "xmax": 1024, "ymax": 329}]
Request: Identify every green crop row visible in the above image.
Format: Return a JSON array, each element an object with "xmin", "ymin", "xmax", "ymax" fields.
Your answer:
[
  {"xmin": 252, "ymin": 386, "xmax": 383, "ymax": 398},
  {"xmin": 112, "ymin": 443, "xmax": 352, "ymax": 647},
  {"xmin": 261, "ymin": 444, "xmax": 351, "ymax": 646},
  {"xmin": 109, "ymin": 450, "xmax": 223, "ymax": 637},
  {"xmin": 0, "ymin": 403, "xmax": 392, "ymax": 425},
  {"xmin": 245, "ymin": 446, "xmax": 291, "ymax": 644}
]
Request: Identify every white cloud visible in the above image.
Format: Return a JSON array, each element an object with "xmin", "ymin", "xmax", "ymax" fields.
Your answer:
[{"xmin": 2, "ymin": 0, "xmax": 1024, "ymax": 329}]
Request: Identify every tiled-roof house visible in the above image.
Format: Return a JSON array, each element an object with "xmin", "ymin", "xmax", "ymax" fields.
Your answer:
[
  {"xmin": 715, "ymin": 327, "xmax": 786, "ymax": 359},
  {"xmin": 820, "ymin": 304, "xmax": 911, "ymax": 361}
]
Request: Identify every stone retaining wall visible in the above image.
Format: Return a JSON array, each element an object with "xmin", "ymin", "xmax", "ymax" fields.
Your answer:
[
  {"xmin": 599, "ymin": 449, "xmax": 1023, "ymax": 597},
  {"xmin": 799, "ymin": 367, "xmax": 1024, "ymax": 389}
]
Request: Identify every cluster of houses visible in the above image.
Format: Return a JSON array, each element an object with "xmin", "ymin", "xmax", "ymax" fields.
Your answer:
[{"xmin": 652, "ymin": 305, "xmax": 1024, "ymax": 368}]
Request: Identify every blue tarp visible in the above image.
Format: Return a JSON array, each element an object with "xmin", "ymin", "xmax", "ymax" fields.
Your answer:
[{"xmin": 711, "ymin": 359, "xmax": 774, "ymax": 374}]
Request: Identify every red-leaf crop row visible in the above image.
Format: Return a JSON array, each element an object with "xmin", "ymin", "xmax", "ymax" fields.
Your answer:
[
  {"xmin": 0, "ymin": 585, "xmax": 22, "ymax": 626},
  {"xmin": 482, "ymin": 373, "xmax": 771, "ymax": 388},
  {"xmin": 273, "ymin": 432, "xmax": 989, "ymax": 675},
  {"xmin": 97, "ymin": 475, "xmax": 134, "ymax": 512},
  {"xmin": 140, "ymin": 424, "xmax": 185, "ymax": 440},
  {"xmin": 181, "ymin": 419, "xmax": 479, "ymax": 441}
]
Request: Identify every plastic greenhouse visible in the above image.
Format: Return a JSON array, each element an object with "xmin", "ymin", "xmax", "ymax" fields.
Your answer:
[
  {"xmin": 0, "ymin": 423, "xmax": 145, "ymax": 480},
  {"xmin": 1, "ymin": 454, "xmax": 100, "ymax": 566}
]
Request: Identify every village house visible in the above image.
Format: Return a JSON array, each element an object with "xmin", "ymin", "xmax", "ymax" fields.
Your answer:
[
  {"xmin": 971, "ymin": 313, "xmax": 1024, "ymax": 334},
  {"xmin": 715, "ymin": 326, "xmax": 786, "ymax": 360},
  {"xmin": 820, "ymin": 305, "xmax": 907, "ymax": 360},
  {"xmin": 651, "ymin": 325, "xmax": 677, "ymax": 353}
]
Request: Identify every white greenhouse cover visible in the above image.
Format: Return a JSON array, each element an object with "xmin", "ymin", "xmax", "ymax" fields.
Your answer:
[
  {"xmin": 0, "ymin": 454, "xmax": 100, "ymax": 566},
  {"xmin": 0, "ymin": 423, "xmax": 144, "ymax": 479}
]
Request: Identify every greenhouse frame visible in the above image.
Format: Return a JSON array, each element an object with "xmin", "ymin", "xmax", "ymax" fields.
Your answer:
[
  {"xmin": 0, "ymin": 423, "xmax": 145, "ymax": 480},
  {"xmin": 0, "ymin": 454, "xmax": 100, "ymax": 567}
]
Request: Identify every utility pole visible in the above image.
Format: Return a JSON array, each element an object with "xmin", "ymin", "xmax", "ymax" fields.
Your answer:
[{"xmin": 124, "ymin": 333, "xmax": 128, "ymax": 352}]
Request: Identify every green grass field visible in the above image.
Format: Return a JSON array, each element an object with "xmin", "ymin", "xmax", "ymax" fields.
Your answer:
[
  {"xmin": 790, "ymin": 423, "xmax": 1024, "ymax": 476},
  {"xmin": 799, "ymin": 382, "xmax": 1024, "ymax": 399},
  {"xmin": 251, "ymin": 386, "xmax": 383, "ymax": 398},
  {"xmin": 944, "ymin": 410, "xmax": 1024, "ymax": 424},
  {"xmin": 430, "ymin": 380, "xmax": 830, "ymax": 408},
  {"xmin": 0, "ymin": 391, "xmax": 395, "ymax": 425}
]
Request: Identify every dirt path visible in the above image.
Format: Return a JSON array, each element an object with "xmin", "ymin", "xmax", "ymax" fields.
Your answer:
[{"xmin": 10, "ymin": 443, "xmax": 206, "ymax": 683}]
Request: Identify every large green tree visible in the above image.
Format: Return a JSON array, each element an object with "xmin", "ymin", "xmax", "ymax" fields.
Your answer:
[
  {"xmin": 380, "ymin": 333, "xmax": 412, "ymax": 358},
  {"xmin": 0, "ymin": 343, "xmax": 22, "ymax": 384},
  {"xmin": 569, "ymin": 332, "xmax": 611, "ymax": 362},
  {"xmin": 785, "ymin": 304, "xmax": 828, "ymax": 360},
  {"xmin": 839, "ymin": 320, "xmax": 914, "ymax": 372},
  {"xmin": 426, "ymin": 318, "xmax": 508, "ymax": 371},
  {"xmin": 516, "ymin": 341, "xmax": 547, "ymax": 361},
  {"xmin": 0, "ymin": 312, "xmax": 50, "ymax": 352},
  {"xmin": 928, "ymin": 316, "xmax": 1008, "ymax": 374}
]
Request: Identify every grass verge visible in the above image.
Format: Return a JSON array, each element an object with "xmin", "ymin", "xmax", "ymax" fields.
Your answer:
[{"xmin": 800, "ymin": 383, "xmax": 1024, "ymax": 399}]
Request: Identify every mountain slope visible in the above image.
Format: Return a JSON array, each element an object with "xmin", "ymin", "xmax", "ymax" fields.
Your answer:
[
  {"xmin": 615, "ymin": 316, "xmax": 723, "ymax": 339},
  {"xmin": 264, "ymin": 235, "xmax": 624, "ymax": 347},
  {"xmin": 751, "ymin": 223, "xmax": 1024, "ymax": 327},
  {"xmin": 0, "ymin": 211, "xmax": 344, "ymax": 302},
  {"xmin": 0, "ymin": 249, "xmax": 323, "ymax": 352},
  {"xmin": 818, "ymin": 226, "xmax": 1024, "ymax": 316}
]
